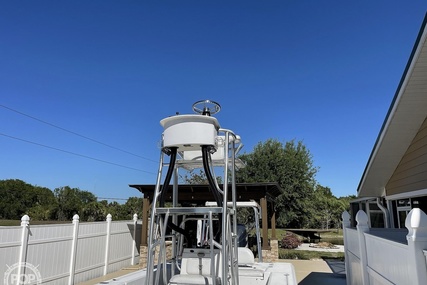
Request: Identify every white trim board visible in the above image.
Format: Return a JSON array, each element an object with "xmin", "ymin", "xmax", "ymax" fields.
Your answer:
[{"xmin": 386, "ymin": 188, "xmax": 427, "ymax": 201}]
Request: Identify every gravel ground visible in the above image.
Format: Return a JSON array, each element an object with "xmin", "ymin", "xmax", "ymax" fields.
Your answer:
[{"xmin": 295, "ymin": 243, "xmax": 345, "ymax": 252}]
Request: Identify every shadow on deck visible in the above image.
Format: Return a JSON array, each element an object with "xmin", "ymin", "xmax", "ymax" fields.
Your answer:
[{"xmin": 281, "ymin": 258, "xmax": 346, "ymax": 285}]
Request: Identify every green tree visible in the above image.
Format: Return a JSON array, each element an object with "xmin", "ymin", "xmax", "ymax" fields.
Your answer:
[
  {"xmin": 338, "ymin": 195, "xmax": 356, "ymax": 212},
  {"xmin": 310, "ymin": 185, "xmax": 334, "ymax": 229},
  {"xmin": 82, "ymin": 201, "xmax": 107, "ymax": 221},
  {"xmin": 181, "ymin": 169, "xmax": 223, "ymax": 185},
  {"xmin": 105, "ymin": 201, "xmax": 127, "ymax": 220},
  {"xmin": 181, "ymin": 169, "xmax": 209, "ymax": 184},
  {"xmin": 0, "ymin": 179, "xmax": 30, "ymax": 219},
  {"xmin": 305, "ymin": 185, "xmax": 353, "ymax": 229},
  {"xmin": 0, "ymin": 179, "xmax": 56, "ymax": 220},
  {"xmin": 54, "ymin": 186, "xmax": 96, "ymax": 221},
  {"xmin": 121, "ymin": 197, "xmax": 143, "ymax": 219},
  {"xmin": 27, "ymin": 186, "xmax": 58, "ymax": 220},
  {"xmin": 0, "ymin": 179, "xmax": 141, "ymax": 222},
  {"xmin": 236, "ymin": 139, "xmax": 318, "ymax": 228}
]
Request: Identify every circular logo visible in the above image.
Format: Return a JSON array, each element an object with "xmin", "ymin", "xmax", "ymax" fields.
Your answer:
[{"xmin": 4, "ymin": 262, "xmax": 42, "ymax": 285}]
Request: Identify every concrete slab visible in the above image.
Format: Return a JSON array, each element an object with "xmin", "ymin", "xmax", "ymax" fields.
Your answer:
[
  {"xmin": 295, "ymin": 243, "xmax": 345, "ymax": 253},
  {"xmin": 281, "ymin": 259, "xmax": 346, "ymax": 285}
]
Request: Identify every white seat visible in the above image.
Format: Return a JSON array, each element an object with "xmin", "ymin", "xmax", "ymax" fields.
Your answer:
[
  {"xmin": 238, "ymin": 267, "xmax": 264, "ymax": 278},
  {"xmin": 237, "ymin": 248, "xmax": 267, "ymax": 279},
  {"xmin": 237, "ymin": 247, "xmax": 255, "ymax": 264},
  {"xmin": 169, "ymin": 274, "xmax": 221, "ymax": 285},
  {"xmin": 169, "ymin": 248, "xmax": 222, "ymax": 285}
]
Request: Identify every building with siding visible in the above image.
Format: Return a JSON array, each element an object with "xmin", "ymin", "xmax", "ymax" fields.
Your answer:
[{"xmin": 353, "ymin": 13, "xmax": 427, "ymax": 229}]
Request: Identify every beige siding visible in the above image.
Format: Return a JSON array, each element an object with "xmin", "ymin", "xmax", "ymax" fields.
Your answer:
[{"xmin": 387, "ymin": 116, "xmax": 427, "ymax": 195}]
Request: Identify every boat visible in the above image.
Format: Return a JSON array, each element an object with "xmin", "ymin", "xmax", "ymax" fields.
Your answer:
[{"xmin": 97, "ymin": 100, "xmax": 297, "ymax": 285}]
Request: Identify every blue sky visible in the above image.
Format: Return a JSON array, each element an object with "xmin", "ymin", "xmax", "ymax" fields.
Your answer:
[{"xmin": 1, "ymin": 1, "xmax": 426, "ymax": 201}]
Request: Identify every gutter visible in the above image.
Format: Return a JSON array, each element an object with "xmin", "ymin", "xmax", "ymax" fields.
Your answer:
[{"xmin": 376, "ymin": 198, "xmax": 391, "ymax": 228}]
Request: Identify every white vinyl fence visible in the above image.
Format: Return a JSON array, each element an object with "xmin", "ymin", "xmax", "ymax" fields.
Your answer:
[
  {"xmin": 0, "ymin": 214, "xmax": 141, "ymax": 285},
  {"xmin": 342, "ymin": 209, "xmax": 427, "ymax": 285}
]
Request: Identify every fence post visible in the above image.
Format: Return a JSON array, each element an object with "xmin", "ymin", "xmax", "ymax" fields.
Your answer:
[
  {"xmin": 356, "ymin": 210, "xmax": 370, "ymax": 285},
  {"xmin": 104, "ymin": 214, "xmax": 112, "ymax": 275},
  {"xmin": 342, "ymin": 211, "xmax": 351, "ymax": 285},
  {"xmin": 68, "ymin": 214, "xmax": 80, "ymax": 285},
  {"xmin": 131, "ymin": 214, "xmax": 138, "ymax": 265},
  {"xmin": 17, "ymin": 215, "xmax": 30, "ymax": 283},
  {"xmin": 406, "ymin": 208, "xmax": 427, "ymax": 285}
]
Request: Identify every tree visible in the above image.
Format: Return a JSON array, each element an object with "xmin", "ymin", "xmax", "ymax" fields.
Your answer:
[
  {"xmin": 0, "ymin": 179, "xmax": 30, "ymax": 219},
  {"xmin": 27, "ymin": 186, "xmax": 58, "ymax": 220},
  {"xmin": 292, "ymin": 184, "xmax": 353, "ymax": 229},
  {"xmin": 0, "ymin": 179, "xmax": 56, "ymax": 220},
  {"xmin": 54, "ymin": 186, "xmax": 96, "ymax": 221},
  {"xmin": 181, "ymin": 169, "xmax": 209, "ymax": 184},
  {"xmin": 0, "ymin": 179, "xmax": 144, "ymax": 222},
  {"xmin": 82, "ymin": 201, "xmax": 107, "ymax": 221},
  {"xmin": 236, "ymin": 139, "xmax": 318, "ymax": 228},
  {"xmin": 105, "ymin": 201, "xmax": 127, "ymax": 220},
  {"xmin": 180, "ymin": 169, "xmax": 223, "ymax": 185},
  {"xmin": 338, "ymin": 195, "xmax": 356, "ymax": 213},
  {"xmin": 121, "ymin": 197, "xmax": 143, "ymax": 219},
  {"xmin": 310, "ymin": 185, "xmax": 335, "ymax": 229}
]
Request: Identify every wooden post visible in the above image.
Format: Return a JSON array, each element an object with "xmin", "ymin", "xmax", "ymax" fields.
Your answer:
[
  {"xmin": 141, "ymin": 198, "xmax": 150, "ymax": 246},
  {"xmin": 260, "ymin": 197, "xmax": 270, "ymax": 250},
  {"xmin": 271, "ymin": 202, "xmax": 276, "ymax": 240}
]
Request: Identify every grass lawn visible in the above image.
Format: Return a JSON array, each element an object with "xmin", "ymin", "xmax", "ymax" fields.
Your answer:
[
  {"xmin": 265, "ymin": 228, "xmax": 343, "ymax": 240},
  {"xmin": 0, "ymin": 220, "xmax": 21, "ymax": 226},
  {"xmin": 279, "ymin": 248, "xmax": 345, "ymax": 260},
  {"xmin": 270, "ymin": 228, "xmax": 345, "ymax": 260},
  {"xmin": 0, "ymin": 219, "xmax": 69, "ymax": 226}
]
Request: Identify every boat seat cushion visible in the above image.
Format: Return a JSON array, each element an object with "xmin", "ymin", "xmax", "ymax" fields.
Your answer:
[
  {"xmin": 238, "ymin": 247, "xmax": 255, "ymax": 264},
  {"xmin": 238, "ymin": 267, "xmax": 264, "ymax": 278},
  {"xmin": 170, "ymin": 248, "xmax": 222, "ymax": 285},
  {"xmin": 169, "ymin": 274, "xmax": 221, "ymax": 285}
]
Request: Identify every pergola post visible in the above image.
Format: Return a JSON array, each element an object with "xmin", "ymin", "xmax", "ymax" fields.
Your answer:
[
  {"xmin": 271, "ymin": 204, "xmax": 276, "ymax": 240},
  {"xmin": 260, "ymin": 197, "xmax": 270, "ymax": 250}
]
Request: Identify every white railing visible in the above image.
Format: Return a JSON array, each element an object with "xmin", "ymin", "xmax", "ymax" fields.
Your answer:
[
  {"xmin": 0, "ymin": 214, "xmax": 141, "ymax": 285},
  {"xmin": 345, "ymin": 228, "xmax": 360, "ymax": 257},
  {"xmin": 342, "ymin": 209, "xmax": 427, "ymax": 285},
  {"xmin": 365, "ymin": 233, "xmax": 409, "ymax": 284}
]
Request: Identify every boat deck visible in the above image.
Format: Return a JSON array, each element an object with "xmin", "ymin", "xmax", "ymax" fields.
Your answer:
[{"xmin": 76, "ymin": 259, "xmax": 346, "ymax": 285}]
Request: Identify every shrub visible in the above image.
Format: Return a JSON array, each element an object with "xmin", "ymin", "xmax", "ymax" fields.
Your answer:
[{"xmin": 280, "ymin": 232, "xmax": 302, "ymax": 249}]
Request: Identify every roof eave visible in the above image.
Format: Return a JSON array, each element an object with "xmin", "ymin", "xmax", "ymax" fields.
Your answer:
[{"xmin": 357, "ymin": 13, "xmax": 427, "ymax": 197}]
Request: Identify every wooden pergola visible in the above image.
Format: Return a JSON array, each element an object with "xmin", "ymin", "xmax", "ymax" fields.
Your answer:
[{"xmin": 129, "ymin": 182, "xmax": 282, "ymax": 250}]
